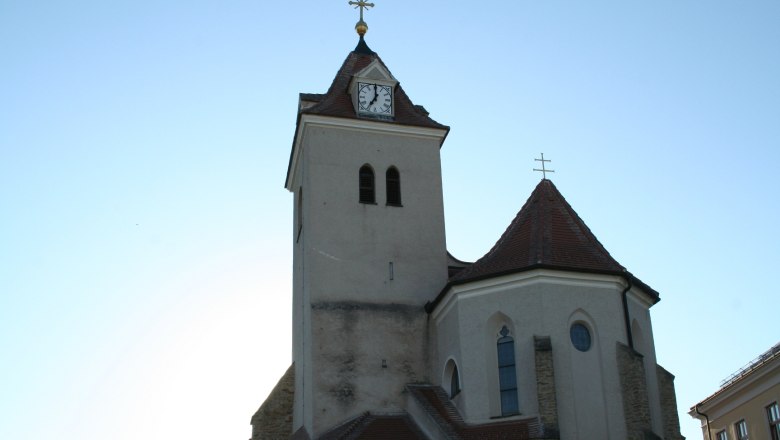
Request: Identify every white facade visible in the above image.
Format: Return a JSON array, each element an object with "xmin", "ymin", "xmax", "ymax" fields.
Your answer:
[
  {"xmin": 430, "ymin": 269, "xmax": 662, "ymax": 439},
  {"xmin": 288, "ymin": 113, "xmax": 448, "ymax": 436},
  {"xmin": 253, "ymin": 40, "xmax": 684, "ymax": 440}
]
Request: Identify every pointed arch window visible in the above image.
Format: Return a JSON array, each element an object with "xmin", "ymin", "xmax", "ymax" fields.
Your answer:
[
  {"xmin": 359, "ymin": 165, "xmax": 375, "ymax": 204},
  {"xmin": 497, "ymin": 325, "xmax": 519, "ymax": 416},
  {"xmin": 444, "ymin": 359, "xmax": 461, "ymax": 399},
  {"xmin": 386, "ymin": 166, "xmax": 401, "ymax": 206}
]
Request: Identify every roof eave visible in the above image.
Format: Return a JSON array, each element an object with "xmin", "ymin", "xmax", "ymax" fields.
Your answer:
[
  {"xmin": 285, "ymin": 112, "xmax": 449, "ymax": 191},
  {"xmin": 425, "ymin": 265, "xmax": 659, "ymax": 314}
]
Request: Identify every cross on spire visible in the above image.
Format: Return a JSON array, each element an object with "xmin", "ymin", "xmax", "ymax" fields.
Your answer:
[
  {"xmin": 349, "ymin": 0, "xmax": 375, "ymax": 36},
  {"xmin": 533, "ymin": 153, "xmax": 555, "ymax": 179}
]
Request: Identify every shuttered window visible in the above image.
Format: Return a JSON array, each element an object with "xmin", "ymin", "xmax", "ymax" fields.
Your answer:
[
  {"xmin": 359, "ymin": 165, "xmax": 375, "ymax": 204},
  {"xmin": 386, "ymin": 167, "xmax": 401, "ymax": 206},
  {"xmin": 450, "ymin": 364, "xmax": 460, "ymax": 398}
]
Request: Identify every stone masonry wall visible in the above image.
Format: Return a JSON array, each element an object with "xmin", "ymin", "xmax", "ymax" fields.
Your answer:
[
  {"xmin": 251, "ymin": 364, "xmax": 295, "ymax": 440},
  {"xmin": 534, "ymin": 336, "xmax": 559, "ymax": 438},
  {"xmin": 617, "ymin": 342, "xmax": 653, "ymax": 440},
  {"xmin": 656, "ymin": 364, "xmax": 686, "ymax": 440}
]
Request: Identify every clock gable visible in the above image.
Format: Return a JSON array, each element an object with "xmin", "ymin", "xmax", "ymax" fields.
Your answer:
[
  {"xmin": 353, "ymin": 58, "xmax": 396, "ymax": 82},
  {"xmin": 285, "ymin": 42, "xmax": 450, "ymax": 190},
  {"xmin": 349, "ymin": 59, "xmax": 398, "ymax": 119}
]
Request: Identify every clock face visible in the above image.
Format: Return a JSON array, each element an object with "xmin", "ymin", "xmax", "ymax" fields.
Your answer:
[{"xmin": 358, "ymin": 83, "xmax": 393, "ymax": 115}]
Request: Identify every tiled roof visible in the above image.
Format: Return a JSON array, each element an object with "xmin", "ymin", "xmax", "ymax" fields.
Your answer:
[
  {"xmin": 319, "ymin": 412, "xmax": 427, "ymax": 440},
  {"xmin": 300, "ymin": 38, "xmax": 448, "ymax": 130},
  {"xmin": 318, "ymin": 385, "xmax": 547, "ymax": 439},
  {"xmin": 299, "ymin": 93, "xmax": 325, "ymax": 103},
  {"xmin": 430, "ymin": 179, "xmax": 658, "ymax": 311},
  {"xmin": 407, "ymin": 385, "xmax": 546, "ymax": 439}
]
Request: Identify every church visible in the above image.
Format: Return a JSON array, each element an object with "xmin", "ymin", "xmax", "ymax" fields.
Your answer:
[{"xmin": 251, "ymin": 5, "xmax": 685, "ymax": 439}]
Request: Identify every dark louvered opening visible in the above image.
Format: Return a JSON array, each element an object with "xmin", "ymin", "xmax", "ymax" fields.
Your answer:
[
  {"xmin": 386, "ymin": 167, "xmax": 401, "ymax": 206},
  {"xmin": 359, "ymin": 165, "xmax": 375, "ymax": 204},
  {"xmin": 450, "ymin": 364, "xmax": 460, "ymax": 398}
]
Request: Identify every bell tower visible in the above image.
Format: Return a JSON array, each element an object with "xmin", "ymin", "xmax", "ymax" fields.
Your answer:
[{"xmin": 284, "ymin": 7, "xmax": 450, "ymax": 437}]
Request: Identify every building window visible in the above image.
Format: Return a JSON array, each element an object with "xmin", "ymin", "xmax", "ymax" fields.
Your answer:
[
  {"xmin": 359, "ymin": 165, "xmax": 375, "ymax": 204},
  {"xmin": 716, "ymin": 430, "xmax": 728, "ymax": 440},
  {"xmin": 570, "ymin": 322, "xmax": 591, "ymax": 352},
  {"xmin": 497, "ymin": 325, "xmax": 518, "ymax": 416},
  {"xmin": 735, "ymin": 420, "xmax": 748, "ymax": 440},
  {"xmin": 450, "ymin": 364, "xmax": 460, "ymax": 398},
  {"xmin": 768, "ymin": 402, "xmax": 780, "ymax": 440},
  {"xmin": 386, "ymin": 167, "xmax": 401, "ymax": 206}
]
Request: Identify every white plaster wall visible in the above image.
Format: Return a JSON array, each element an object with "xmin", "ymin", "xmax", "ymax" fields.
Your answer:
[
  {"xmin": 567, "ymin": 309, "xmax": 612, "ymax": 439},
  {"xmin": 432, "ymin": 300, "xmax": 463, "ymax": 406},
  {"xmin": 302, "ymin": 123, "xmax": 448, "ymax": 304},
  {"xmin": 433, "ymin": 270, "xmax": 635, "ymax": 439},
  {"xmin": 308, "ymin": 304, "xmax": 429, "ymax": 436},
  {"xmin": 628, "ymin": 290, "xmax": 663, "ymax": 436},
  {"xmin": 290, "ymin": 119, "xmax": 449, "ymax": 437}
]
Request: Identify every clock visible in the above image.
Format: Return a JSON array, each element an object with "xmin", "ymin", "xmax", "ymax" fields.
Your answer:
[{"xmin": 357, "ymin": 82, "xmax": 393, "ymax": 115}]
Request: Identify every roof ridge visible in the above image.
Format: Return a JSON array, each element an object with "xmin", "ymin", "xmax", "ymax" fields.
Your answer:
[
  {"xmin": 407, "ymin": 385, "xmax": 463, "ymax": 438},
  {"xmin": 537, "ymin": 180, "xmax": 548, "ymax": 264},
  {"xmin": 468, "ymin": 181, "xmax": 542, "ymax": 269},
  {"xmin": 318, "ymin": 411, "xmax": 370, "ymax": 440},
  {"xmin": 553, "ymin": 180, "xmax": 625, "ymax": 268},
  {"xmin": 304, "ymin": 51, "xmax": 363, "ymax": 115}
]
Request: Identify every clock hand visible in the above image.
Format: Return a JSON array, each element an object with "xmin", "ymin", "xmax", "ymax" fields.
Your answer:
[{"xmin": 368, "ymin": 84, "xmax": 379, "ymax": 108}]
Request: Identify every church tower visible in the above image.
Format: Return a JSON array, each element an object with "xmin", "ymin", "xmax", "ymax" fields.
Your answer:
[
  {"xmin": 283, "ymin": 8, "xmax": 450, "ymax": 436},
  {"xmin": 252, "ymin": 5, "xmax": 686, "ymax": 440}
]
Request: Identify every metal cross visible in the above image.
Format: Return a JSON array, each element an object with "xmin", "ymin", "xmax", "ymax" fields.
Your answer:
[
  {"xmin": 533, "ymin": 153, "xmax": 555, "ymax": 179},
  {"xmin": 349, "ymin": 0, "xmax": 375, "ymax": 22}
]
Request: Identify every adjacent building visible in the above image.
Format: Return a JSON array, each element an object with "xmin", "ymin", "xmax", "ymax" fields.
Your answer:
[{"xmin": 689, "ymin": 343, "xmax": 780, "ymax": 440}]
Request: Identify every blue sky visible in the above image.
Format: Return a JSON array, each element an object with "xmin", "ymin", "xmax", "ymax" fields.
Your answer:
[{"xmin": 1, "ymin": 1, "xmax": 778, "ymax": 439}]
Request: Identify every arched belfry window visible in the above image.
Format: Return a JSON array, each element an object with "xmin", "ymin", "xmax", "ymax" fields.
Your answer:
[
  {"xmin": 386, "ymin": 167, "xmax": 401, "ymax": 206},
  {"xmin": 497, "ymin": 325, "xmax": 519, "ymax": 416},
  {"xmin": 359, "ymin": 165, "xmax": 375, "ymax": 204}
]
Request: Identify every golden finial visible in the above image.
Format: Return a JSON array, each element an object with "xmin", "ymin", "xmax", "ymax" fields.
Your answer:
[{"xmin": 349, "ymin": 0, "xmax": 374, "ymax": 36}]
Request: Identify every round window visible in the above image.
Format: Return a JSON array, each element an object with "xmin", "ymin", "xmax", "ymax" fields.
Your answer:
[{"xmin": 570, "ymin": 323, "xmax": 591, "ymax": 352}]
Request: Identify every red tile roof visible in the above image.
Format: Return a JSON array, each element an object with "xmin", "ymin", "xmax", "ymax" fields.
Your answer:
[
  {"xmin": 300, "ymin": 40, "xmax": 449, "ymax": 130},
  {"xmin": 317, "ymin": 385, "xmax": 549, "ymax": 439},
  {"xmin": 428, "ymin": 179, "xmax": 658, "ymax": 312},
  {"xmin": 319, "ymin": 412, "xmax": 427, "ymax": 440},
  {"xmin": 407, "ymin": 385, "xmax": 546, "ymax": 439}
]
